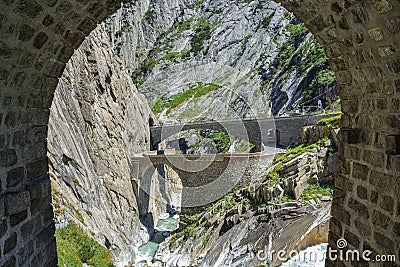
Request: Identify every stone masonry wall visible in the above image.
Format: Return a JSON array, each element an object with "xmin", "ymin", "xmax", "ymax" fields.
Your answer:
[{"xmin": 0, "ymin": 0, "xmax": 399, "ymax": 266}]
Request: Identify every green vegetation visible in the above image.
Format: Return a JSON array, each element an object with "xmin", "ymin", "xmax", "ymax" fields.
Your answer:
[
  {"xmin": 276, "ymin": 194, "xmax": 296, "ymax": 203},
  {"xmin": 151, "ymin": 82, "xmax": 221, "ymax": 114},
  {"xmin": 72, "ymin": 178, "xmax": 81, "ymax": 187},
  {"xmin": 317, "ymin": 115, "xmax": 341, "ymax": 129},
  {"xmin": 274, "ymin": 137, "xmax": 329, "ymax": 164},
  {"xmin": 142, "ymin": 8, "xmax": 155, "ymax": 23},
  {"xmin": 85, "ymin": 210, "xmax": 93, "ymax": 217},
  {"xmin": 209, "ymin": 132, "xmax": 234, "ymax": 153},
  {"xmin": 261, "ymin": 13, "xmax": 275, "ymax": 28},
  {"xmin": 298, "ymin": 43, "xmax": 336, "ymax": 104},
  {"xmin": 266, "ymin": 162, "xmax": 283, "ymax": 185},
  {"xmin": 300, "ymin": 181, "xmax": 334, "ymax": 202},
  {"xmin": 261, "ymin": 19, "xmax": 336, "ymax": 110},
  {"xmin": 56, "ymin": 222, "xmax": 114, "ymax": 267},
  {"xmin": 190, "ymin": 20, "xmax": 213, "ymax": 54}
]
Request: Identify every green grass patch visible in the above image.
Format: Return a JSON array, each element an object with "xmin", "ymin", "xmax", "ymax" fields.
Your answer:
[
  {"xmin": 266, "ymin": 162, "xmax": 284, "ymax": 186},
  {"xmin": 273, "ymin": 137, "xmax": 329, "ymax": 164},
  {"xmin": 209, "ymin": 132, "xmax": 234, "ymax": 153},
  {"xmin": 317, "ymin": 115, "xmax": 341, "ymax": 129},
  {"xmin": 151, "ymin": 82, "xmax": 221, "ymax": 115},
  {"xmin": 190, "ymin": 18, "xmax": 217, "ymax": 55},
  {"xmin": 300, "ymin": 181, "xmax": 334, "ymax": 202},
  {"xmin": 56, "ymin": 222, "xmax": 114, "ymax": 267}
]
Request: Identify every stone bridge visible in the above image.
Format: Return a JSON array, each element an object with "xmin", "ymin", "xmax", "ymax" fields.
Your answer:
[
  {"xmin": 132, "ymin": 153, "xmax": 274, "ymax": 212},
  {"xmin": 0, "ymin": 0, "xmax": 399, "ymax": 266},
  {"xmin": 150, "ymin": 115, "xmax": 334, "ymax": 151}
]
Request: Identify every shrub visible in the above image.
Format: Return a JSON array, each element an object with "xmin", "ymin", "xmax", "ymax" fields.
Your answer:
[
  {"xmin": 209, "ymin": 132, "xmax": 234, "ymax": 153},
  {"xmin": 55, "ymin": 222, "xmax": 114, "ymax": 267},
  {"xmin": 151, "ymin": 82, "xmax": 221, "ymax": 114},
  {"xmin": 317, "ymin": 115, "xmax": 341, "ymax": 129}
]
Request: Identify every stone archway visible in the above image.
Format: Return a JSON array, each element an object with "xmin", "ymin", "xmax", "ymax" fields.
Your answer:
[{"xmin": 0, "ymin": 0, "xmax": 399, "ymax": 266}]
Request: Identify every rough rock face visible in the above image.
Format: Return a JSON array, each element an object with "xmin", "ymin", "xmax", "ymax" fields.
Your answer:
[
  {"xmin": 106, "ymin": 0, "xmax": 337, "ymax": 123},
  {"xmin": 153, "ymin": 136, "xmax": 337, "ymax": 266},
  {"xmin": 48, "ymin": 24, "xmax": 155, "ymax": 266}
]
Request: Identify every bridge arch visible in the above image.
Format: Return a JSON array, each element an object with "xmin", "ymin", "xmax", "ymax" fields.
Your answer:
[{"xmin": 0, "ymin": 1, "xmax": 399, "ymax": 266}]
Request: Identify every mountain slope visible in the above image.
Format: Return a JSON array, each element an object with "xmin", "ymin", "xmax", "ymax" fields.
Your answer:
[{"xmin": 106, "ymin": 0, "xmax": 337, "ymax": 123}]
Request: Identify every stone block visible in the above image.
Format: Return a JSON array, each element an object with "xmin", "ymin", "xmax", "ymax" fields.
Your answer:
[
  {"xmin": 18, "ymin": 24, "xmax": 34, "ymax": 41},
  {"xmin": 391, "ymin": 98, "xmax": 399, "ymax": 111},
  {"xmin": 14, "ymin": 0, "xmax": 43, "ymax": 19},
  {"xmin": 42, "ymin": 0, "xmax": 58, "ymax": 7},
  {"xmin": 344, "ymin": 229, "xmax": 360, "ymax": 248},
  {"xmin": 348, "ymin": 197, "xmax": 369, "ymax": 219},
  {"xmin": 78, "ymin": 17, "xmax": 96, "ymax": 35},
  {"xmin": 374, "ymin": 231, "xmax": 395, "ymax": 253},
  {"xmin": 20, "ymin": 219, "xmax": 36, "ymax": 240},
  {"xmin": 1, "ymin": 256, "xmax": 16, "ymax": 267},
  {"xmin": 26, "ymin": 157, "xmax": 48, "ymax": 180},
  {"xmin": 329, "ymin": 216, "xmax": 342, "ymax": 237},
  {"xmin": 42, "ymin": 14, "xmax": 54, "ymax": 26},
  {"xmin": 33, "ymin": 32, "xmax": 48, "ymax": 49},
  {"xmin": 341, "ymin": 128, "xmax": 360, "ymax": 144},
  {"xmin": 331, "ymin": 204, "xmax": 351, "ymax": 226},
  {"xmin": 363, "ymin": 149, "xmax": 385, "ymax": 168},
  {"xmin": 41, "ymin": 206, "xmax": 54, "ymax": 226},
  {"xmin": 17, "ymin": 239, "xmax": 34, "ymax": 266},
  {"xmin": 7, "ymin": 166, "xmax": 25, "ymax": 188},
  {"xmin": 395, "ymin": 79, "xmax": 400, "ymax": 93},
  {"xmin": 10, "ymin": 210, "xmax": 27, "ymax": 227},
  {"xmin": 335, "ymin": 71, "xmax": 353, "ymax": 85},
  {"xmin": 0, "ymin": 196, "xmax": 4, "ymax": 218},
  {"xmin": 393, "ymin": 222, "xmax": 400, "ymax": 236},
  {"xmin": 352, "ymin": 163, "xmax": 369, "ymax": 180},
  {"xmin": 379, "ymin": 194, "xmax": 394, "ymax": 213},
  {"xmin": 354, "ymin": 218, "xmax": 371, "ymax": 237},
  {"xmin": 372, "ymin": 209, "xmax": 390, "ymax": 229},
  {"xmin": 0, "ymin": 149, "xmax": 18, "ymax": 168},
  {"xmin": 357, "ymin": 185, "xmax": 368, "ymax": 200},
  {"xmin": 385, "ymin": 17, "xmax": 400, "ymax": 34},
  {"xmin": 4, "ymin": 191, "xmax": 30, "ymax": 215},
  {"xmin": 0, "ymin": 219, "xmax": 7, "ymax": 239},
  {"xmin": 63, "ymin": 30, "xmax": 85, "ymax": 49},
  {"xmin": 386, "ymin": 135, "xmax": 400, "ymax": 155},
  {"xmin": 27, "ymin": 180, "xmax": 51, "ymax": 200},
  {"xmin": 370, "ymin": 190, "xmax": 379, "ymax": 204},
  {"xmin": 369, "ymin": 171, "xmax": 393, "ymax": 192},
  {"xmin": 3, "ymin": 232, "xmax": 17, "ymax": 255},
  {"xmin": 351, "ymin": 4, "xmax": 368, "ymax": 23},
  {"xmin": 30, "ymin": 194, "xmax": 51, "ymax": 215},
  {"xmin": 387, "ymin": 58, "xmax": 400, "ymax": 74},
  {"xmin": 35, "ymin": 223, "xmax": 55, "ymax": 249},
  {"xmin": 57, "ymin": 45, "xmax": 74, "ymax": 63},
  {"xmin": 42, "ymin": 59, "xmax": 66, "ymax": 78}
]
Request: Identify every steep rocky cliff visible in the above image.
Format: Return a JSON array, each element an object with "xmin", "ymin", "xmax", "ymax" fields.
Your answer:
[
  {"xmin": 48, "ymin": 24, "xmax": 155, "ymax": 266},
  {"xmin": 153, "ymin": 133, "xmax": 337, "ymax": 266},
  {"xmin": 106, "ymin": 0, "xmax": 337, "ymax": 123}
]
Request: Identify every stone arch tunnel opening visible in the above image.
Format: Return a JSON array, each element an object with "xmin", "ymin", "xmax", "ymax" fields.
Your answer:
[{"xmin": 0, "ymin": 0, "xmax": 399, "ymax": 266}]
